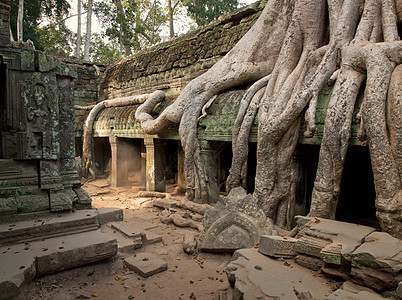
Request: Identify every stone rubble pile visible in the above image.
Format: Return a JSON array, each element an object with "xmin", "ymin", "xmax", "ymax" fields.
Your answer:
[{"xmin": 225, "ymin": 216, "xmax": 402, "ymax": 299}]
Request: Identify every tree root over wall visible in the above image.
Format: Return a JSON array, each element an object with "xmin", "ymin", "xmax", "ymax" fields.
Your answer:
[{"xmin": 136, "ymin": 0, "xmax": 402, "ymax": 238}]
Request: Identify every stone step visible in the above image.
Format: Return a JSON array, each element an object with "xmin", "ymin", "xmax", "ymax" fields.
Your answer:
[
  {"xmin": 0, "ymin": 209, "xmax": 100, "ymax": 246},
  {"xmin": 101, "ymin": 226, "xmax": 142, "ymax": 253},
  {"xmin": 124, "ymin": 252, "xmax": 167, "ymax": 278},
  {"xmin": 109, "ymin": 221, "xmax": 162, "ymax": 246},
  {"xmin": 0, "ymin": 229, "xmax": 118, "ymax": 300},
  {"xmin": 97, "ymin": 207, "xmax": 124, "ymax": 225}
]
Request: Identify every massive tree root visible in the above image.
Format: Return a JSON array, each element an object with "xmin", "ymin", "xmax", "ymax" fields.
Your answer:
[{"xmin": 136, "ymin": 0, "xmax": 401, "ymax": 237}]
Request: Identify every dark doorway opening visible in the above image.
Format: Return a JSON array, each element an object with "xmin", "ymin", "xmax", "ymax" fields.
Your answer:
[
  {"xmin": 294, "ymin": 144, "xmax": 320, "ymax": 217},
  {"xmin": 336, "ymin": 146, "xmax": 378, "ymax": 229},
  {"xmin": 0, "ymin": 56, "xmax": 7, "ymax": 159},
  {"xmin": 219, "ymin": 143, "xmax": 232, "ymax": 193},
  {"xmin": 246, "ymin": 143, "xmax": 257, "ymax": 194},
  {"xmin": 93, "ymin": 137, "xmax": 111, "ymax": 177}
]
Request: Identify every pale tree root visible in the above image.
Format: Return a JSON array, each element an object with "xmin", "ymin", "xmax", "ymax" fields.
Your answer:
[
  {"xmin": 226, "ymin": 76, "xmax": 269, "ymax": 192},
  {"xmin": 309, "ymin": 65, "xmax": 366, "ymax": 218},
  {"xmin": 310, "ymin": 41, "xmax": 402, "ymax": 238},
  {"xmin": 135, "ymin": 0, "xmax": 294, "ymax": 203},
  {"xmin": 82, "ymin": 93, "xmax": 152, "ymax": 177}
]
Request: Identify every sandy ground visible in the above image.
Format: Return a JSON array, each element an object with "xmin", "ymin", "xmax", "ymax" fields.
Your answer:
[{"xmin": 20, "ymin": 177, "xmax": 233, "ymax": 300}]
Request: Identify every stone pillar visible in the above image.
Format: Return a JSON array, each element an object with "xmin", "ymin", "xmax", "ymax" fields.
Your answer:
[
  {"xmin": 200, "ymin": 140, "xmax": 220, "ymax": 203},
  {"xmin": 177, "ymin": 142, "xmax": 186, "ymax": 190},
  {"xmin": 144, "ymin": 137, "xmax": 166, "ymax": 192},
  {"xmin": 109, "ymin": 136, "xmax": 128, "ymax": 187},
  {"xmin": 140, "ymin": 142, "xmax": 146, "ymax": 186}
]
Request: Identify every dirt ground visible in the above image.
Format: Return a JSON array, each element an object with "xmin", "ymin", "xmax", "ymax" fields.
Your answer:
[{"xmin": 20, "ymin": 177, "xmax": 233, "ymax": 300}]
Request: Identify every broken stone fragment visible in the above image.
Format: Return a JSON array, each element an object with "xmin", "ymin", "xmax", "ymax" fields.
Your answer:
[
  {"xmin": 124, "ymin": 252, "xmax": 167, "ymax": 278},
  {"xmin": 201, "ymin": 187, "xmax": 273, "ymax": 252},
  {"xmin": 258, "ymin": 235, "xmax": 298, "ymax": 258}
]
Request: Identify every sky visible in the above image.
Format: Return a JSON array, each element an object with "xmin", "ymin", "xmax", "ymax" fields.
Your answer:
[{"xmin": 65, "ymin": 0, "xmax": 258, "ymax": 38}]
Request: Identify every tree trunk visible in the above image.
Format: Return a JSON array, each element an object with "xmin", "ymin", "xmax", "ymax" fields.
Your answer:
[
  {"xmin": 168, "ymin": 0, "xmax": 174, "ymax": 37},
  {"xmin": 84, "ymin": 0, "xmax": 93, "ymax": 61},
  {"xmin": 76, "ymin": 0, "xmax": 82, "ymax": 58},
  {"xmin": 136, "ymin": 0, "xmax": 402, "ymax": 237},
  {"xmin": 17, "ymin": 0, "xmax": 23, "ymax": 42},
  {"xmin": 113, "ymin": 0, "xmax": 132, "ymax": 56}
]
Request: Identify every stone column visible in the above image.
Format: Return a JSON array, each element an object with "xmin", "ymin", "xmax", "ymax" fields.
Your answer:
[
  {"xmin": 200, "ymin": 140, "xmax": 220, "ymax": 203},
  {"xmin": 109, "ymin": 136, "xmax": 128, "ymax": 187},
  {"xmin": 144, "ymin": 137, "xmax": 166, "ymax": 192},
  {"xmin": 177, "ymin": 142, "xmax": 186, "ymax": 190}
]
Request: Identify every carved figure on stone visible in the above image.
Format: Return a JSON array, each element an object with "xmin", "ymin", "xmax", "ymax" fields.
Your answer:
[{"xmin": 26, "ymin": 83, "xmax": 51, "ymax": 158}]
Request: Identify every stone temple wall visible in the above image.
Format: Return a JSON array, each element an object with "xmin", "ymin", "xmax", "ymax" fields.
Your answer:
[
  {"xmin": 0, "ymin": 40, "xmax": 91, "ymax": 215},
  {"xmin": 99, "ymin": 2, "xmax": 264, "ymax": 101},
  {"xmin": 0, "ymin": 0, "xmax": 9, "ymax": 46}
]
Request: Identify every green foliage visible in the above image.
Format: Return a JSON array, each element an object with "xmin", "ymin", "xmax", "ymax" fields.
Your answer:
[
  {"xmin": 36, "ymin": 22, "xmax": 74, "ymax": 55},
  {"xmin": 10, "ymin": 0, "xmax": 71, "ymax": 49},
  {"xmin": 89, "ymin": 33, "xmax": 120, "ymax": 63},
  {"xmin": 182, "ymin": 0, "xmax": 239, "ymax": 26},
  {"xmin": 94, "ymin": 0, "xmax": 168, "ymax": 55}
]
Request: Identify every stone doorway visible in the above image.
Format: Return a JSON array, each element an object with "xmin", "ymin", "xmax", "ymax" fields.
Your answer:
[{"xmin": 336, "ymin": 146, "xmax": 378, "ymax": 229}]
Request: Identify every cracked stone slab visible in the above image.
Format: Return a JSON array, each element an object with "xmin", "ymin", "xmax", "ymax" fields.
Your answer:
[
  {"xmin": 0, "ymin": 230, "xmax": 117, "ymax": 299},
  {"xmin": 0, "ymin": 209, "xmax": 100, "ymax": 246},
  {"xmin": 350, "ymin": 232, "xmax": 402, "ymax": 271},
  {"xmin": 124, "ymin": 252, "xmax": 167, "ymax": 277},
  {"xmin": 295, "ymin": 217, "xmax": 376, "ymax": 264},
  {"xmin": 101, "ymin": 226, "xmax": 142, "ymax": 253},
  {"xmin": 109, "ymin": 222, "xmax": 162, "ymax": 246},
  {"xmin": 227, "ymin": 248, "xmax": 333, "ymax": 299}
]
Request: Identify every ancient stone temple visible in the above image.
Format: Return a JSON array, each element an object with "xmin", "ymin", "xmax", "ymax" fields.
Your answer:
[
  {"xmin": 0, "ymin": 0, "xmax": 90, "ymax": 215},
  {"xmin": 76, "ymin": 0, "xmax": 386, "ymax": 232}
]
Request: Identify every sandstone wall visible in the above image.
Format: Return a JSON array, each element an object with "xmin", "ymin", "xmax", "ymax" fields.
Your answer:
[{"xmin": 98, "ymin": 3, "xmax": 264, "ymax": 101}]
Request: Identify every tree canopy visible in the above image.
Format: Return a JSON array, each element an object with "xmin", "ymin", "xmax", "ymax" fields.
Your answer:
[{"xmin": 183, "ymin": 0, "xmax": 240, "ymax": 26}]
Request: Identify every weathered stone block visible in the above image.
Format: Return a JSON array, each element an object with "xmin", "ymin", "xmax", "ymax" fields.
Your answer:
[
  {"xmin": 201, "ymin": 187, "xmax": 273, "ymax": 252},
  {"xmin": 294, "ymin": 254, "xmax": 323, "ymax": 271},
  {"xmin": 350, "ymin": 267, "xmax": 399, "ymax": 291},
  {"xmin": 350, "ymin": 232, "xmax": 402, "ymax": 271},
  {"xmin": 258, "ymin": 235, "xmax": 298, "ymax": 258},
  {"xmin": 124, "ymin": 252, "xmax": 167, "ymax": 278},
  {"xmin": 35, "ymin": 230, "xmax": 118, "ymax": 276},
  {"xmin": 97, "ymin": 207, "xmax": 123, "ymax": 225}
]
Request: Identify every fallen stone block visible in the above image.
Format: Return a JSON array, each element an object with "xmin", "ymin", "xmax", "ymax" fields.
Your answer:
[
  {"xmin": 34, "ymin": 230, "xmax": 118, "ymax": 276},
  {"xmin": 124, "ymin": 252, "xmax": 167, "ymax": 278},
  {"xmin": 0, "ymin": 209, "xmax": 100, "ymax": 246},
  {"xmin": 295, "ymin": 217, "xmax": 376, "ymax": 264},
  {"xmin": 258, "ymin": 235, "xmax": 298, "ymax": 258},
  {"xmin": 295, "ymin": 254, "xmax": 323, "ymax": 271},
  {"xmin": 153, "ymin": 198, "xmax": 177, "ymax": 210},
  {"xmin": 350, "ymin": 267, "xmax": 398, "ymax": 292},
  {"xmin": 350, "ymin": 232, "xmax": 402, "ymax": 272},
  {"xmin": 321, "ymin": 263, "xmax": 350, "ymax": 281},
  {"xmin": 0, "ymin": 245, "xmax": 36, "ymax": 300},
  {"xmin": 97, "ymin": 207, "xmax": 123, "ymax": 225},
  {"xmin": 142, "ymin": 231, "xmax": 163, "ymax": 245},
  {"xmin": 0, "ymin": 230, "xmax": 117, "ymax": 299},
  {"xmin": 110, "ymin": 222, "xmax": 144, "ymax": 239},
  {"xmin": 101, "ymin": 226, "xmax": 142, "ymax": 253},
  {"xmin": 227, "ymin": 248, "xmax": 332, "ymax": 300}
]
